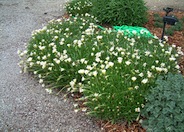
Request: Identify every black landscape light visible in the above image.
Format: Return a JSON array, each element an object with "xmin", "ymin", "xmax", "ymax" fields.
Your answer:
[{"xmin": 161, "ymin": 7, "xmax": 178, "ymax": 41}]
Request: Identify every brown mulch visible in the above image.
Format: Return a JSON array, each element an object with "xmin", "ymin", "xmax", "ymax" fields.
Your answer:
[{"xmin": 145, "ymin": 11, "xmax": 184, "ymax": 74}]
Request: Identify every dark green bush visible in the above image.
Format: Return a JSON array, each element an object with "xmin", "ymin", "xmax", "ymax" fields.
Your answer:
[
  {"xmin": 141, "ymin": 73, "xmax": 184, "ymax": 132},
  {"xmin": 90, "ymin": 0, "xmax": 148, "ymax": 26}
]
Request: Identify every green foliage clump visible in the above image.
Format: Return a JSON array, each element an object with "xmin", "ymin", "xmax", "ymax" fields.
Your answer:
[
  {"xmin": 18, "ymin": 14, "xmax": 98, "ymax": 89},
  {"xmin": 90, "ymin": 0, "xmax": 148, "ymax": 26},
  {"xmin": 18, "ymin": 14, "xmax": 183, "ymax": 123},
  {"xmin": 141, "ymin": 73, "xmax": 184, "ymax": 132},
  {"xmin": 171, "ymin": 21, "xmax": 183, "ymax": 31},
  {"xmin": 65, "ymin": 0, "xmax": 148, "ymax": 26},
  {"xmin": 65, "ymin": 0, "xmax": 93, "ymax": 16}
]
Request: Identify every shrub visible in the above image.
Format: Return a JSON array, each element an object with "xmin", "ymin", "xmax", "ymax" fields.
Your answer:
[
  {"xmin": 65, "ymin": 0, "xmax": 93, "ymax": 16},
  {"xmin": 81, "ymin": 35, "xmax": 181, "ymax": 122},
  {"xmin": 141, "ymin": 73, "xmax": 184, "ymax": 132},
  {"xmin": 90, "ymin": 0, "xmax": 148, "ymax": 26},
  {"xmin": 18, "ymin": 14, "xmax": 183, "ymax": 123}
]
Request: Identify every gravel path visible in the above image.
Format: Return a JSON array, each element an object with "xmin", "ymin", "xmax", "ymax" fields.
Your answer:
[
  {"xmin": 0, "ymin": 0, "xmax": 183, "ymax": 131},
  {"xmin": 0, "ymin": 0, "xmax": 99, "ymax": 131},
  {"xmin": 145, "ymin": 0, "xmax": 184, "ymax": 11}
]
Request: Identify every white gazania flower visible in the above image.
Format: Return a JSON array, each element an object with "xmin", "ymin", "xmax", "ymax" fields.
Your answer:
[
  {"xmin": 95, "ymin": 57, "xmax": 101, "ymax": 62},
  {"xmin": 94, "ymin": 93, "xmax": 99, "ymax": 97},
  {"xmin": 131, "ymin": 77, "xmax": 137, "ymax": 81},
  {"xmin": 148, "ymin": 40, "xmax": 153, "ymax": 44},
  {"xmin": 145, "ymin": 51, "xmax": 151, "ymax": 56},
  {"xmin": 27, "ymin": 57, "xmax": 32, "ymax": 62},
  {"xmin": 175, "ymin": 65, "xmax": 180, "ymax": 69},
  {"xmin": 29, "ymin": 62, "xmax": 34, "ymax": 67},
  {"xmin": 86, "ymin": 65, "xmax": 93, "ymax": 70},
  {"xmin": 81, "ymin": 107, "xmax": 87, "ymax": 112},
  {"xmin": 17, "ymin": 50, "xmax": 21, "ymax": 55},
  {"xmin": 134, "ymin": 86, "xmax": 139, "ymax": 90},
  {"xmin": 143, "ymin": 63, "xmax": 147, "ymax": 67},
  {"xmin": 125, "ymin": 61, "xmax": 131, "ymax": 65},
  {"xmin": 92, "ymin": 71, "xmax": 98, "ymax": 77},
  {"xmin": 106, "ymin": 56, "xmax": 110, "ymax": 61},
  {"xmin": 42, "ymin": 55, "xmax": 47, "ymax": 60},
  {"xmin": 33, "ymin": 71, "xmax": 38, "ymax": 75},
  {"xmin": 108, "ymin": 62, "xmax": 114, "ymax": 67},
  {"xmin": 141, "ymin": 78, "xmax": 148, "ymax": 84},
  {"xmin": 54, "ymin": 58, "xmax": 60, "ymax": 64},
  {"xmin": 80, "ymin": 58, "xmax": 86, "ymax": 63},
  {"xmin": 48, "ymin": 67, "xmax": 52, "ymax": 71},
  {"xmin": 117, "ymin": 57, "xmax": 123, "ymax": 63},
  {"xmin": 74, "ymin": 109, "xmax": 79, "ymax": 113},
  {"xmin": 135, "ymin": 107, "xmax": 140, "ymax": 112},
  {"xmin": 65, "ymin": 28, "xmax": 69, "ymax": 31},
  {"xmin": 155, "ymin": 67, "xmax": 162, "ymax": 72},
  {"xmin": 169, "ymin": 56, "xmax": 176, "ymax": 61},
  {"xmin": 78, "ymin": 69, "xmax": 85, "ymax": 74},
  {"xmin": 100, "ymin": 64, "xmax": 105, "ymax": 69},
  {"xmin": 39, "ymin": 46, "xmax": 46, "ymax": 50},
  {"xmin": 147, "ymin": 71, "xmax": 152, "ymax": 78},
  {"xmin": 96, "ymin": 35, "xmax": 103, "ymax": 41},
  {"xmin": 45, "ymin": 88, "xmax": 52, "ymax": 94},
  {"xmin": 70, "ymin": 79, "xmax": 76, "ymax": 88},
  {"xmin": 84, "ymin": 70, "xmax": 89, "ymax": 75},
  {"xmin": 39, "ymin": 79, "xmax": 43, "ymax": 84},
  {"xmin": 73, "ymin": 103, "xmax": 78, "ymax": 108},
  {"xmin": 164, "ymin": 36, "xmax": 168, "ymax": 41},
  {"xmin": 101, "ymin": 69, "xmax": 106, "ymax": 74},
  {"xmin": 155, "ymin": 60, "xmax": 159, "ymax": 64},
  {"xmin": 40, "ymin": 61, "xmax": 47, "ymax": 69},
  {"xmin": 60, "ymin": 68, "xmax": 65, "ymax": 72},
  {"xmin": 139, "ymin": 73, "xmax": 145, "ymax": 77}
]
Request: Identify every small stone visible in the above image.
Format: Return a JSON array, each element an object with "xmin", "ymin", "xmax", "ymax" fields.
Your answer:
[{"xmin": 25, "ymin": 6, "xmax": 30, "ymax": 9}]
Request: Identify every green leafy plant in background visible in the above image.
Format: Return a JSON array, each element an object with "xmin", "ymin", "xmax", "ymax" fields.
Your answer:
[
  {"xmin": 91, "ymin": 0, "xmax": 148, "ymax": 26},
  {"xmin": 18, "ymin": 14, "xmax": 183, "ymax": 123},
  {"xmin": 141, "ymin": 73, "xmax": 184, "ymax": 132},
  {"xmin": 65, "ymin": 0, "xmax": 93, "ymax": 16}
]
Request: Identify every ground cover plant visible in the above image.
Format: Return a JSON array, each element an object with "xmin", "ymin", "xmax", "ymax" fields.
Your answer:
[
  {"xmin": 18, "ymin": 12, "xmax": 183, "ymax": 124},
  {"xmin": 141, "ymin": 73, "xmax": 184, "ymax": 132}
]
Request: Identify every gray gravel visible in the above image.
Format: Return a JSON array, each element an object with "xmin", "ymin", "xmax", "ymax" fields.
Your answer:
[
  {"xmin": 145, "ymin": 0, "xmax": 184, "ymax": 11},
  {"xmin": 0, "ymin": 0, "xmax": 183, "ymax": 131},
  {"xmin": 0, "ymin": 0, "xmax": 99, "ymax": 131}
]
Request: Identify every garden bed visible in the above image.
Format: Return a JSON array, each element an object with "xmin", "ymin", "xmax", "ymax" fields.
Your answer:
[{"xmin": 18, "ymin": 7, "xmax": 184, "ymax": 131}]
